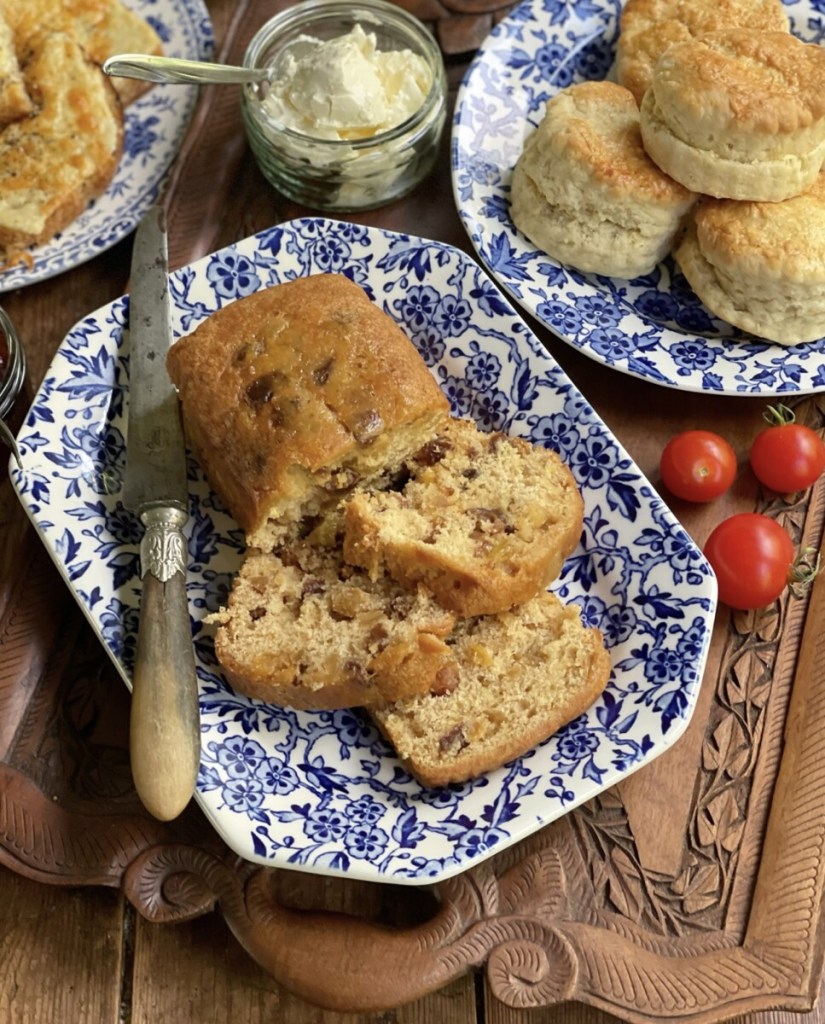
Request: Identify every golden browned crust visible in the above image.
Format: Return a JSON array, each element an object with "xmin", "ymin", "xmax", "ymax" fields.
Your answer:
[
  {"xmin": 0, "ymin": 32, "xmax": 123, "ymax": 251},
  {"xmin": 617, "ymin": 0, "xmax": 789, "ymax": 106},
  {"xmin": 0, "ymin": 0, "xmax": 163, "ymax": 107},
  {"xmin": 166, "ymin": 274, "xmax": 451, "ymax": 549},
  {"xmin": 652, "ymin": 30, "xmax": 825, "ymax": 137},
  {"xmin": 640, "ymin": 30, "xmax": 825, "ymax": 201},
  {"xmin": 0, "ymin": 12, "xmax": 31, "ymax": 125},
  {"xmin": 342, "ymin": 417, "xmax": 584, "ymax": 616},
  {"xmin": 511, "ymin": 80, "xmax": 696, "ymax": 278},
  {"xmin": 674, "ymin": 174, "xmax": 825, "ymax": 344}
]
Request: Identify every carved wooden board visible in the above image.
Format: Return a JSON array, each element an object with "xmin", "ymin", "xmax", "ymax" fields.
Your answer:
[{"xmin": 1, "ymin": 0, "xmax": 825, "ymax": 1019}]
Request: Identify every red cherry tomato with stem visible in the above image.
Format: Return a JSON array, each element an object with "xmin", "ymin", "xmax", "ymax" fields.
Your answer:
[
  {"xmin": 704, "ymin": 513, "xmax": 817, "ymax": 611},
  {"xmin": 749, "ymin": 404, "xmax": 825, "ymax": 493},
  {"xmin": 659, "ymin": 430, "xmax": 737, "ymax": 503}
]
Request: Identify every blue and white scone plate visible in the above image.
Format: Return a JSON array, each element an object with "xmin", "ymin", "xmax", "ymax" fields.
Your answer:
[
  {"xmin": 10, "ymin": 219, "xmax": 717, "ymax": 884},
  {"xmin": 452, "ymin": 0, "xmax": 825, "ymax": 395},
  {"xmin": 0, "ymin": 0, "xmax": 213, "ymax": 292}
]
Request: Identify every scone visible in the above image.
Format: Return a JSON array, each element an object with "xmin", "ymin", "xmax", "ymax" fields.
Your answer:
[
  {"xmin": 342, "ymin": 417, "xmax": 583, "ymax": 616},
  {"xmin": 640, "ymin": 30, "xmax": 825, "ymax": 201},
  {"xmin": 371, "ymin": 590, "xmax": 611, "ymax": 788},
  {"xmin": 511, "ymin": 81, "xmax": 697, "ymax": 279},
  {"xmin": 675, "ymin": 175, "xmax": 825, "ymax": 345},
  {"xmin": 616, "ymin": 0, "xmax": 789, "ymax": 106},
  {"xmin": 0, "ymin": 32, "xmax": 123, "ymax": 253},
  {"xmin": 0, "ymin": 0, "xmax": 163, "ymax": 107},
  {"xmin": 166, "ymin": 274, "xmax": 451, "ymax": 550},
  {"xmin": 211, "ymin": 542, "xmax": 459, "ymax": 710}
]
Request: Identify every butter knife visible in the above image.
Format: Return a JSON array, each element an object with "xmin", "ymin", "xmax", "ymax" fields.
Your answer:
[{"xmin": 123, "ymin": 205, "xmax": 200, "ymax": 821}]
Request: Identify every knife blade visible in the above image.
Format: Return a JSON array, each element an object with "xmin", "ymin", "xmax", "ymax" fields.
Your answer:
[{"xmin": 123, "ymin": 204, "xmax": 200, "ymax": 822}]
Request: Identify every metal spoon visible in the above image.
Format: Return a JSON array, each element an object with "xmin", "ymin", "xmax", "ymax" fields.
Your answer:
[{"xmin": 102, "ymin": 53, "xmax": 272, "ymax": 86}]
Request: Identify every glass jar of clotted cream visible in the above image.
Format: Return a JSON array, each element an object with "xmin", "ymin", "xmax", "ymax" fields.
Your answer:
[{"xmin": 241, "ymin": 0, "xmax": 447, "ymax": 211}]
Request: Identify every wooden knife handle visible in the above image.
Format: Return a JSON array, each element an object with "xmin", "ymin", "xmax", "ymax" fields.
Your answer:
[{"xmin": 129, "ymin": 507, "xmax": 200, "ymax": 821}]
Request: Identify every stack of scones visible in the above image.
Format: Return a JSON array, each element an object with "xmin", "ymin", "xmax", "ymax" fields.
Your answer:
[{"xmin": 511, "ymin": 0, "xmax": 825, "ymax": 346}]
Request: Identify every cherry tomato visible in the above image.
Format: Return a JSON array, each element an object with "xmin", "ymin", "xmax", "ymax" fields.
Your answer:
[
  {"xmin": 704, "ymin": 513, "xmax": 795, "ymax": 610},
  {"xmin": 749, "ymin": 404, "xmax": 825, "ymax": 493},
  {"xmin": 659, "ymin": 430, "xmax": 737, "ymax": 502}
]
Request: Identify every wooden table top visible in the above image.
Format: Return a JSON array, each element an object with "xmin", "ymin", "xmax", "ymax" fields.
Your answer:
[{"xmin": 2, "ymin": 1, "xmax": 825, "ymax": 1021}]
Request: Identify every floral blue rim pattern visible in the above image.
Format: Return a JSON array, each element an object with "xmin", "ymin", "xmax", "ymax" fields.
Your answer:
[
  {"xmin": 0, "ymin": 0, "xmax": 214, "ymax": 292},
  {"xmin": 10, "ymin": 218, "xmax": 717, "ymax": 884},
  {"xmin": 451, "ymin": 0, "xmax": 825, "ymax": 395}
]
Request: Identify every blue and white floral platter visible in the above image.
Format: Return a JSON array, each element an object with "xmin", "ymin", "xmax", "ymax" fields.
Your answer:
[
  {"xmin": 452, "ymin": 0, "xmax": 825, "ymax": 395},
  {"xmin": 10, "ymin": 219, "xmax": 716, "ymax": 884},
  {"xmin": 0, "ymin": 0, "xmax": 212, "ymax": 293}
]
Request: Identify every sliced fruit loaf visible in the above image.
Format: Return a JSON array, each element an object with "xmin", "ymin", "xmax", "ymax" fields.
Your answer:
[
  {"xmin": 342, "ymin": 416, "xmax": 584, "ymax": 616},
  {"xmin": 210, "ymin": 540, "xmax": 459, "ymax": 711},
  {"xmin": 371, "ymin": 590, "xmax": 611, "ymax": 788}
]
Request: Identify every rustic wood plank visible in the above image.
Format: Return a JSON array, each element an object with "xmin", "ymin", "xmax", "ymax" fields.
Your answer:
[{"xmin": 0, "ymin": 866, "xmax": 123, "ymax": 1024}]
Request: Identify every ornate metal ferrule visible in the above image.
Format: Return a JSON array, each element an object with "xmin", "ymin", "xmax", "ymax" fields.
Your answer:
[{"xmin": 139, "ymin": 506, "xmax": 188, "ymax": 583}]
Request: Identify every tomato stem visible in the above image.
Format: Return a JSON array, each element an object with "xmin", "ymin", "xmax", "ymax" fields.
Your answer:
[{"xmin": 763, "ymin": 403, "xmax": 796, "ymax": 427}]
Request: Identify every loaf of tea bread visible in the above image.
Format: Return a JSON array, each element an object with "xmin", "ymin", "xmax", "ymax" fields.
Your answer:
[
  {"xmin": 616, "ymin": 0, "xmax": 789, "ymax": 106},
  {"xmin": 640, "ymin": 29, "xmax": 825, "ymax": 201},
  {"xmin": 0, "ymin": 0, "xmax": 164, "ymax": 107},
  {"xmin": 166, "ymin": 274, "xmax": 451, "ymax": 550},
  {"xmin": 0, "ymin": 32, "xmax": 123, "ymax": 252},
  {"xmin": 511, "ymin": 81, "xmax": 696, "ymax": 279},
  {"xmin": 210, "ymin": 541, "xmax": 458, "ymax": 710},
  {"xmin": 675, "ymin": 175, "xmax": 825, "ymax": 345},
  {"xmin": 371, "ymin": 590, "xmax": 611, "ymax": 788},
  {"xmin": 342, "ymin": 416, "xmax": 584, "ymax": 616}
]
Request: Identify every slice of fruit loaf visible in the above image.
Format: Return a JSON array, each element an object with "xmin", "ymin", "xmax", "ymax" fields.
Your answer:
[
  {"xmin": 342, "ymin": 417, "xmax": 584, "ymax": 616},
  {"xmin": 371, "ymin": 590, "xmax": 611, "ymax": 788},
  {"xmin": 210, "ymin": 540, "xmax": 459, "ymax": 711}
]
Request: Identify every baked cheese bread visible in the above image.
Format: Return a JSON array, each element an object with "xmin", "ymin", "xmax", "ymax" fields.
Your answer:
[
  {"xmin": 0, "ymin": 12, "xmax": 31, "ymax": 126},
  {"xmin": 675, "ymin": 176, "xmax": 825, "ymax": 345},
  {"xmin": 617, "ymin": 0, "xmax": 789, "ymax": 106},
  {"xmin": 0, "ymin": 32, "xmax": 123, "ymax": 253},
  {"xmin": 511, "ymin": 81, "xmax": 696, "ymax": 278},
  {"xmin": 0, "ymin": 0, "xmax": 163, "ymax": 107},
  {"xmin": 640, "ymin": 29, "xmax": 825, "ymax": 201}
]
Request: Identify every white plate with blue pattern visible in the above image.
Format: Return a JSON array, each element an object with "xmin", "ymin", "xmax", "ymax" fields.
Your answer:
[
  {"xmin": 10, "ymin": 218, "xmax": 716, "ymax": 884},
  {"xmin": 452, "ymin": 0, "xmax": 825, "ymax": 395},
  {"xmin": 0, "ymin": 0, "xmax": 213, "ymax": 293}
]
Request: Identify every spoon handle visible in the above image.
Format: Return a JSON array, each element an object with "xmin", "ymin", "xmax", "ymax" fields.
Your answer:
[{"xmin": 102, "ymin": 53, "xmax": 269, "ymax": 86}]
